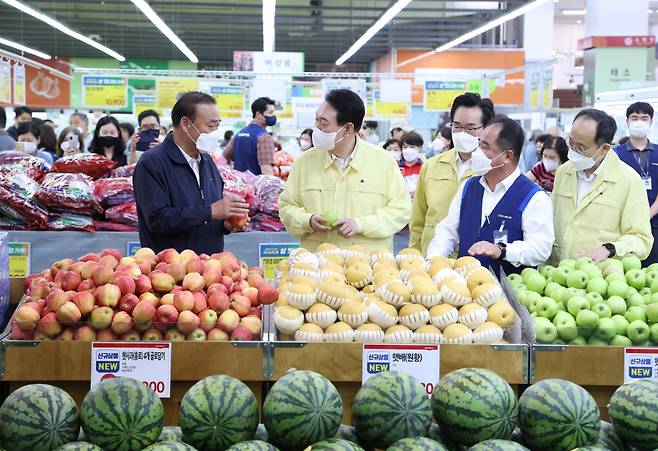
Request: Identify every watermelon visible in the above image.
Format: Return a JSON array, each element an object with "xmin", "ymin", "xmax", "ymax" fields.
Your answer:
[
  {"xmin": 0, "ymin": 384, "xmax": 80, "ymax": 451},
  {"xmin": 335, "ymin": 425, "xmax": 359, "ymax": 443},
  {"xmin": 264, "ymin": 370, "xmax": 343, "ymax": 450},
  {"xmin": 431, "ymin": 368, "xmax": 518, "ymax": 446},
  {"xmin": 254, "ymin": 424, "xmax": 270, "ymax": 443},
  {"xmin": 609, "ymin": 378, "xmax": 658, "ymax": 450},
  {"xmin": 386, "ymin": 437, "xmax": 449, "ymax": 450},
  {"xmin": 571, "ymin": 447, "xmax": 609, "ymax": 451},
  {"xmin": 159, "ymin": 426, "xmax": 183, "ymax": 442},
  {"xmin": 511, "ymin": 428, "xmax": 528, "ymax": 448},
  {"xmin": 467, "ymin": 439, "xmax": 530, "ymax": 450},
  {"xmin": 180, "ymin": 375, "xmax": 258, "ymax": 451},
  {"xmin": 142, "ymin": 441, "xmax": 197, "ymax": 451},
  {"xmin": 226, "ymin": 440, "xmax": 279, "ymax": 451},
  {"xmin": 351, "ymin": 372, "xmax": 432, "ymax": 449},
  {"xmin": 80, "ymin": 376, "xmax": 164, "ymax": 451},
  {"xmin": 596, "ymin": 421, "xmax": 624, "ymax": 451},
  {"xmin": 427, "ymin": 424, "xmax": 460, "ymax": 451},
  {"xmin": 54, "ymin": 443, "xmax": 103, "ymax": 451},
  {"xmin": 518, "ymin": 379, "xmax": 600, "ymax": 451},
  {"xmin": 305, "ymin": 438, "xmax": 364, "ymax": 450}
]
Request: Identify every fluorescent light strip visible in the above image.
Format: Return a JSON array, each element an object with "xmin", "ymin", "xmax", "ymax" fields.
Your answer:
[
  {"xmin": 130, "ymin": 0, "xmax": 198, "ymax": 63},
  {"xmin": 1, "ymin": 0, "xmax": 124, "ymax": 61},
  {"xmin": 336, "ymin": 0, "xmax": 412, "ymax": 66},
  {"xmin": 263, "ymin": 0, "xmax": 276, "ymax": 53},
  {"xmin": 398, "ymin": 0, "xmax": 553, "ymax": 68},
  {"xmin": 0, "ymin": 36, "xmax": 50, "ymax": 59},
  {"xmin": 562, "ymin": 9, "xmax": 586, "ymax": 15}
]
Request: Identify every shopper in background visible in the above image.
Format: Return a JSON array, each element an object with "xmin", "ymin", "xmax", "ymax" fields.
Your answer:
[
  {"xmin": 225, "ymin": 97, "xmax": 276, "ymax": 175},
  {"xmin": 383, "ymin": 138, "xmax": 401, "ymax": 161},
  {"xmin": 410, "ymin": 92, "xmax": 495, "ymax": 255},
  {"xmin": 89, "ymin": 116, "xmax": 127, "ymax": 167},
  {"xmin": 38, "ymin": 121, "xmax": 58, "ymax": 161},
  {"xmin": 221, "ymin": 130, "xmax": 233, "ymax": 149},
  {"xmin": 399, "ymin": 131, "xmax": 424, "ymax": 177},
  {"xmin": 69, "ymin": 112, "xmax": 93, "ymax": 150},
  {"xmin": 279, "ymin": 89, "xmax": 410, "ymax": 251},
  {"xmin": 56, "ymin": 127, "xmax": 84, "ymax": 158},
  {"xmin": 390, "ymin": 126, "xmax": 403, "ymax": 140},
  {"xmin": 427, "ymin": 116, "xmax": 554, "ymax": 275},
  {"xmin": 526, "ymin": 136, "xmax": 568, "ymax": 192},
  {"xmin": 120, "ymin": 122, "xmax": 135, "ymax": 148},
  {"xmin": 7, "ymin": 106, "xmax": 32, "ymax": 140},
  {"xmin": 133, "ymin": 91, "xmax": 249, "ymax": 254},
  {"xmin": 427, "ymin": 125, "xmax": 452, "ymax": 158},
  {"xmin": 128, "ymin": 109, "xmax": 161, "ymax": 165},
  {"xmin": 15, "ymin": 121, "xmax": 54, "ymax": 164},
  {"xmin": 0, "ymin": 108, "xmax": 16, "ymax": 151},
  {"xmin": 552, "ymin": 109, "xmax": 653, "ymax": 263},
  {"xmin": 298, "ymin": 128, "xmax": 313, "ymax": 152},
  {"xmin": 519, "ymin": 131, "xmax": 551, "ymax": 173},
  {"xmin": 615, "ymin": 102, "xmax": 658, "ymax": 264},
  {"xmin": 42, "ymin": 119, "xmax": 56, "ymax": 130},
  {"xmin": 363, "ymin": 120, "xmax": 380, "ymax": 144}
]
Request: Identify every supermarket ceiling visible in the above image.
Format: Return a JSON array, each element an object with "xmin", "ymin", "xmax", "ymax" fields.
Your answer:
[{"xmin": 0, "ymin": 0, "xmax": 534, "ymax": 68}]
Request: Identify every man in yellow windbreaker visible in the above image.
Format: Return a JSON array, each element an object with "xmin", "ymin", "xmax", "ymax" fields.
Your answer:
[
  {"xmin": 552, "ymin": 108, "xmax": 653, "ymax": 263},
  {"xmin": 410, "ymin": 92, "xmax": 495, "ymax": 255},
  {"xmin": 279, "ymin": 89, "xmax": 411, "ymax": 252}
]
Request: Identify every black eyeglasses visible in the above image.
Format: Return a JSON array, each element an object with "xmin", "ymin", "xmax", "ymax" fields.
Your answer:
[{"xmin": 449, "ymin": 123, "xmax": 483, "ymax": 133}]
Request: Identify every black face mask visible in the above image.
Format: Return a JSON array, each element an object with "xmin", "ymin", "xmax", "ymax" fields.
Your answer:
[{"xmin": 98, "ymin": 136, "xmax": 120, "ymax": 149}]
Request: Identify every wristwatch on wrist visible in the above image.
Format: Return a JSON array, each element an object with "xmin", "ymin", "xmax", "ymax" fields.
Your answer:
[
  {"xmin": 497, "ymin": 242, "xmax": 507, "ymax": 260},
  {"xmin": 603, "ymin": 243, "xmax": 616, "ymax": 258}
]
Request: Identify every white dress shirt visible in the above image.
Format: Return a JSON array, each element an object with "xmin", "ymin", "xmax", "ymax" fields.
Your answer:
[
  {"xmin": 427, "ymin": 168, "xmax": 555, "ymax": 267},
  {"xmin": 177, "ymin": 144, "xmax": 202, "ymax": 186},
  {"xmin": 330, "ymin": 146, "xmax": 357, "ymax": 173},
  {"xmin": 456, "ymin": 152, "xmax": 472, "ymax": 179},
  {"xmin": 576, "ymin": 153, "xmax": 609, "ymax": 206}
]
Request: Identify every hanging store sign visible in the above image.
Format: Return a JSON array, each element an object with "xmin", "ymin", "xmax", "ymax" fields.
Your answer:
[
  {"xmin": 259, "ymin": 243, "xmax": 299, "ymax": 281},
  {"xmin": 83, "ymin": 76, "xmax": 128, "ymax": 109},
  {"xmin": 13, "ymin": 64, "xmax": 25, "ymax": 105},
  {"xmin": 374, "ymin": 101, "xmax": 410, "ymax": 119},
  {"xmin": 0, "ymin": 61, "xmax": 11, "ymax": 104},
  {"xmin": 133, "ymin": 94, "xmax": 162, "ymax": 117},
  {"xmin": 211, "ymin": 86, "xmax": 245, "ymax": 118},
  {"xmin": 253, "ymin": 52, "xmax": 304, "ymax": 74},
  {"xmin": 321, "ymin": 79, "xmax": 367, "ymax": 103},
  {"xmin": 424, "ymin": 81, "xmax": 465, "ymax": 112},
  {"xmin": 8, "ymin": 242, "xmax": 29, "ymax": 278},
  {"xmin": 156, "ymin": 78, "xmax": 199, "ymax": 109}
]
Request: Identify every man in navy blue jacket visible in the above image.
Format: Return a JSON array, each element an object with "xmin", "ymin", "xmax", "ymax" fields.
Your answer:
[{"xmin": 133, "ymin": 92, "xmax": 249, "ymax": 254}]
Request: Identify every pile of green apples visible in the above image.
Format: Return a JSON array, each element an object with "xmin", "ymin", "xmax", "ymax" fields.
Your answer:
[{"xmin": 508, "ymin": 255, "xmax": 658, "ymax": 346}]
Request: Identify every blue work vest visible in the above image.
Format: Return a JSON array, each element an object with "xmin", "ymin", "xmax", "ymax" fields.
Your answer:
[
  {"xmin": 233, "ymin": 122, "xmax": 267, "ymax": 175},
  {"xmin": 458, "ymin": 174, "xmax": 540, "ymax": 276},
  {"xmin": 615, "ymin": 142, "xmax": 658, "ymax": 227}
]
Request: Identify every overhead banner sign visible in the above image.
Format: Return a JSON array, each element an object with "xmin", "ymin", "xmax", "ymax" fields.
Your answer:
[
  {"xmin": 13, "ymin": 64, "xmax": 25, "ymax": 105},
  {"xmin": 133, "ymin": 94, "xmax": 162, "ymax": 117},
  {"xmin": 374, "ymin": 101, "xmax": 410, "ymax": 119},
  {"xmin": 83, "ymin": 76, "xmax": 127, "ymax": 109},
  {"xmin": 542, "ymin": 69, "xmax": 553, "ymax": 109},
  {"xmin": 253, "ymin": 52, "xmax": 304, "ymax": 74},
  {"xmin": 0, "ymin": 61, "xmax": 11, "ymax": 104},
  {"xmin": 424, "ymin": 81, "xmax": 465, "ymax": 112},
  {"xmin": 211, "ymin": 86, "xmax": 244, "ymax": 118},
  {"xmin": 321, "ymin": 79, "xmax": 366, "ymax": 103},
  {"xmin": 156, "ymin": 78, "xmax": 199, "ymax": 109}
]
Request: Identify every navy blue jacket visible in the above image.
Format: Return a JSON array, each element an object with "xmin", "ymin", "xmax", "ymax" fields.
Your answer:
[
  {"xmin": 133, "ymin": 134, "xmax": 227, "ymax": 254},
  {"xmin": 233, "ymin": 122, "xmax": 267, "ymax": 175},
  {"xmin": 615, "ymin": 142, "xmax": 658, "ymax": 227}
]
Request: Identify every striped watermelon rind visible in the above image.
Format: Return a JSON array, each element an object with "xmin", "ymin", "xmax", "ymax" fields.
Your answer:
[
  {"xmin": 351, "ymin": 371, "xmax": 432, "ymax": 449},
  {"xmin": 571, "ymin": 447, "xmax": 609, "ymax": 451},
  {"xmin": 180, "ymin": 375, "xmax": 258, "ymax": 451},
  {"xmin": 596, "ymin": 420, "xmax": 624, "ymax": 451},
  {"xmin": 159, "ymin": 426, "xmax": 183, "ymax": 442},
  {"xmin": 142, "ymin": 441, "xmax": 198, "ymax": 451},
  {"xmin": 304, "ymin": 438, "xmax": 364, "ymax": 450},
  {"xmin": 518, "ymin": 379, "xmax": 600, "ymax": 451},
  {"xmin": 426, "ymin": 424, "xmax": 460, "ymax": 451},
  {"xmin": 386, "ymin": 437, "xmax": 449, "ymax": 450},
  {"xmin": 54, "ymin": 442, "xmax": 104, "ymax": 451},
  {"xmin": 0, "ymin": 384, "xmax": 80, "ymax": 451},
  {"xmin": 609, "ymin": 379, "xmax": 658, "ymax": 450},
  {"xmin": 467, "ymin": 439, "xmax": 530, "ymax": 450},
  {"xmin": 431, "ymin": 368, "xmax": 518, "ymax": 446},
  {"xmin": 226, "ymin": 440, "xmax": 280, "ymax": 451},
  {"xmin": 80, "ymin": 376, "xmax": 164, "ymax": 451},
  {"xmin": 263, "ymin": 370, "xmax": 343, "ymax": 450}
]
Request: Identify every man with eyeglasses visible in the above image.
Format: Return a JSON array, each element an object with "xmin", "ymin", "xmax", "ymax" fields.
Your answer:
[
  {"xmin": 128, "ymin": 109, "xmax": 163, "ymax": 165},
  {"xmin": 410, "ymin": 92, "xmax": 495, "ymax": 255},
  {"xmin": 552, "ymin": 109, "xmax": 653, "ymax": 263}
]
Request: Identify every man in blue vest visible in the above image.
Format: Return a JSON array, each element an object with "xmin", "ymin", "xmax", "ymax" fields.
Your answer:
[
  {"xmin": 225, "ymin": 97, "xmax": 276, "ymax": 175},
  {"xmin": 427, "ymin": 115, "xmax": 554, "ymax": 275},
  {"xmin": 615, "ymin": 101, "xmax": 658, "ymax": 264}
]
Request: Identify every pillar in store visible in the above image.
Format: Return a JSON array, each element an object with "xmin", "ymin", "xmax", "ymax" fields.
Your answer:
[
  {"xmin": 582, "ymin": 0, "xmax": 653, "ymax": 105},
  {"xmin": 523, "ymin": 1, "xmax": 555, "ymax": 111}
]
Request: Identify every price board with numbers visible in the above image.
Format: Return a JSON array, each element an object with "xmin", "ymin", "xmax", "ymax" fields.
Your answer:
[
  {"xmin": 424, "ymin": 81, "xmax": 467, "ymax": 112},
  {"xmin": 9, "ymin": 242, "xmax": 29, "ymax": 278},
  {"xmin": 624, "ymin": 347, "xmax": 658, "ymax": 383},
  {"xmin": 259, "ymin": 243, "xmax": 299, "ymax": 281},
  {"xmin": 83, "ymin": 76, "xmax": 128, "ymax": 108}
]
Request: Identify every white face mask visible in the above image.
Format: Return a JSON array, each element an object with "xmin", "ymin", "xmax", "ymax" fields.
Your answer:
[
  {"xmin": 568, "ymin": 146, "xmax": 604, "ymax": 171},
  {"xmin": 452, "ymin": 132, "xmax": 479, "ymax": 154},
  {"xmin": 402, "ymin": 147, "xmax": 420, "ymax": 162},
  {"xmin": 187, "ymin": 122, "xmax": 220, "ymax": 153},
  {"xmin": 629, "ymin": 121, "xmax": 651, "ymax": 139},
  {"xmin": 312, "ymin": 126, "xmax": 345, "ymax": 152},
  {"xmin": 18, "ymin": 141, "xmax": 37, "ymax": 155},
  {"xmin": 542, "ymin": 158, "xmax": 560, "ymax": 172},
  {"xmin": 391, "ymin": 150, "xmax": 402, "ymax": 161},
  {"xmin": 471, "ymin": 147, "xmax": 506, "ymax": 176},
  {"xmin": 299, "ymin": 138, "xmax": 312, "ymax": 151}
]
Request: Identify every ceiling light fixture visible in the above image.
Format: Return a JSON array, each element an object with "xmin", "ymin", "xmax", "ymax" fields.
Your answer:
[
  {"xmin": 397, "ymin": 0, "xmax": 552, "ymax": 68},
  {"xmin": 0, "ymin": 36, "xmax": 50, "ymax": 59},
  {"xmin": 263, "ymin": 0, "xmax": 276, "ymax": 53},
  {"xmin": 0, "ymin": 0, "xmax": 125, "ymax": 61},
  {"xmin": 130, "ymin": 0, "xmax": 198, "ymax": 63},
  {"xmin": 336, "ymin": 0, "xmax": 412, "ymax": 65},
  {"xmin": 562, "ymin": 9, "xmax": 587, "ymax": 15}
]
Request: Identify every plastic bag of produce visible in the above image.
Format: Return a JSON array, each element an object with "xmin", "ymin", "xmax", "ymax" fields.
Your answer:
[
  {"xmin": 0, "ymin": 151, "xmax": 51, "ymax": 181},
  {"xmin": 0, "ymin": 215, "xmax": 28, "ymax": 230},
  {"xmin": 47, "ymin": 213, "xmax": 96, "ymax": 232},
  {"xmin": 93, "ymin": 220, "xmax": 137, "ymax": 232},
  {"xmin": 0, "ymin": 172, "xmax": 49, "ymax": 229},
  {"xmin": 110, "ymin": 163, "xmax": 136, "ymax": 178},
  {"xmin": 34, "ymin": 173, "xmax": 101, "ymax": 215},
  {"xmin": 52, "ymin": 153, "xmax": 117, "ymax": 180},
  {"xmin": 105, "ymin": 202, "xmax": 137, "ymax": 227},
  {"xmin": 254, "ymin": 175, "xmax": 284, "ymax": 216},
  {"xmin": 93, "ymin": 177, "xmax": 133, "ymax": 208},
  {"xmin": 218, "ymin": 165, "xmax": 257, "ymax": 206}
]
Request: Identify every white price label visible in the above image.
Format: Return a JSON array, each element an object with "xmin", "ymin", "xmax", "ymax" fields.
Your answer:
[
  {"xmin": 91, "ymin": 342, "xmax": 172, "ymax": 398},
  {"xmin": 362, "ymin": 344, "xmax": 440, "ymax": 395},
  {"xmin": 624, "ymin": 347, "xmax": 658, "ymax": 383}
]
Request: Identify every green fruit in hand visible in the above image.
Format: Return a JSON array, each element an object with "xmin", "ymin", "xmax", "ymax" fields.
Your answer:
[
  {"xmin": 594, "ymin": 317, "xmax": 617, "ymax": 341},
  {"xmin": 606, "ymin": 296, "xmax": 628, "ymax": 316},
  {"xmin": 625, "ymin": 306, "xmax": 647, "ymax": 324},
  {"xmin": 611, "ymin": 315, "xmax": 630, "ymax": 336},
  {"xmin": 585, "ymin": 292, "xmax": 604, "ymax": 306},
  {"xmin": 622, "ymin": 255, "xmax": 642, "ymax": 273},
  {"xmin": 567, "ymin": 270, "xmax": 589, "ymax": 289},
  {"xmin": 567, "ymin": 296, "xmax": 590, "ymax": 317},
  {"xmin": 591, "ymin": 302, "xmax": 612, "ymax": 319},
  {"xmin": 607, "ymin": 280, "xmax": 630, "ymax": 299},
  {"xmin": 586, "ymin": 278, "xmax": 608, "ymax": 297},
  {"xmin": 610, "ymin": 335, "xmax": 633, "ymax": 347},
  {"xmin": 627, "ymin": 320, "xmax": 651, "ymax": 343},
  {"xmin": 322, "ymin": 210, "xmax": 338, "ymax": 228},
  {"xmin": 569, "ymin": 336, "xmax": 587, "ymax": 345}
]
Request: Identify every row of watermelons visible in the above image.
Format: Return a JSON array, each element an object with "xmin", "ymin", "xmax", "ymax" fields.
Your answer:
[{"xmin": 0, "ymin": 367, "xmax": 657, "ymax": 451}]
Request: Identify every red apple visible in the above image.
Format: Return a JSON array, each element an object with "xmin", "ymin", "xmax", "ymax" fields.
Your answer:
[
  {"xmin": 11, "ymin": 322, "xmax": 34, "ymax": 340},
  {"xmin": 156, "ymin": 304, "xmax": 179, "ymax": 325},
  {"xmin": 217, "ymin": 309, "xmax": 240, "ymax": 333},
  {"xmin": 101, "ymin": 248, "xmax": 122, "ymax": 262},
  {"xmin": 13, "ymin": 305, "xmax": 40, "ymax": 330},
  {"xmin": 233, "ymin": 280, "xmax": 249, "ymax": 293},
  {"xmin": 80, "ymin": 261, "xmax": 99, "ymax": 280},
  {"xmin": 90, "ymin": 306, "xmax": 114, "ymax": 330},
  {"xmin": 133, "ymin": 300, "xmax": 157, "ymax": 323},
  {"xmin": 120, "ymin": 330, "xmax": 141, "ymax": 341},
  {"xmin": 98, "ymin": 255, "xmax": 119, "ymax": 270},
  {"xmin": 207, "ymin": 328, "xmax": 229, "ymax": 341},
  {"xmin": 154, "ymin": 262, "xmax": 168, "ymax": 272},
  {"xmin": 58, "ymin": 328, "xmax": 75, "ymax": 341},
  {"xmin": 160, "ymin": 293, "xmax": 175, "ymax": 306},
  {"xmin": 38, "ymin": 312, "xmax": 61, "ymax": 338},
  {"xmin": 230, "ymin": 295, "xmax": 251, "ymax": 317},
  {"xmin": 257, "ymin": 284, "xmax": 278, "ymax": 305},
  {"xmin": 192, "ymin": 291, "xmax": 208, "ymax": 314},
  {"xmin": 118, "ymin": 293, "xmax": 140, "ymax": 315},
  {"xmin": 242, "ymin": 287, "xmax": 259, "ymax": 307},
  {"xmin": 150, "ymin": 271, "xmax": 175, "ymax": 292},
  {"xmin": 96, "ymin": 329, "xmax": 118, "ymax": 341},
  {"xmin": 96, "ymin": 284, "xmax": 121, "ymax": 308},
  {"xmin": 142, "ymin": 328, "xmax": 163, "ymax": 341},
  {"xmin": 166, "ymin": 262, "xmax": 186, "ymax": 284},
  {"xmin": 134, "ymin": 247, "xmax": 157, "ymax": 262},
  {"xmin": 134, "ymin": 274, "xmax": 152, "ymax": 294},
  {"xmin": 77, "ymin": 279, "xmax": 96, "ymax": 292},
  {"xmin": 174, "ymin": 290, "xmax": 195, "ymax": 312},
  {"xmin": 220, "ymin": 276, "xmax": 234, "ymax": 293},
  {"xmin": 198, "ymin": 309, "xmax": 218, "ymax": 332},
  {"xmin": 114, "ymin": 275, "xmax": 136, "ymax": 296},
  {"xmin": 176, "ymin": 310, "xmax": 200, "ymax": 335},
  {"xmin": 92, "ymin": 266, "xmax": 114, "ymax": 286},
  {"xmin": 185, "ymin": 258, "xmax": 204, "ymax": 275},
  {"xmin": 182, "ymin": 272, "xmax": 205, "ymax": 292},
  {"xmin": 51, "ymin": 258, "xmax": 74, "ymax": 277},
  {"xmin": 79, "ymin": 252, "xmax": 100, "ymax": 262},
  {"xmin": 203, "ymin": 267, "xmax": 222, "ymax": 288},
  {"xmin": 186, "ymin": 328, "xmax": 207, "ymax": 341},
  {"xmin": 208, "ymin": 292, "xmax": 230, "ymax": 313},
  {"xmin": 247, "ymin": 272, "xmax": 265, "ymax": 290},
  {"xmin": 111, "ymin": 311, "xmax": 134, "ymax": 335},
  {"xmin": 60, "ymin": 271, "xmax": 82, "ymax": 291},
  {"xmin": 46, "ymin": 288, "xmax": 68, "ymax": 312},
  {"xmin": 207, "ymin": 282, "xmax": 228, "ymax": 297},
  {"xmin": 240, "ymin": 315, "xmax": 262, "ymax": 337},
  {"xmin": 139, "ymin": 292, "xmax": 160, "ymax": 307},
  {"xmin": 157, "ymin": 248, "xmax": 180, "ymax": 264},
  {"xmin": 74, "ymin": 326, "xmax": 96, "ymax": 341},
  {"xmin": 165, "ymin": 329, "xmax": 185, "ymax": 342},
  {"xmin": 230, "ymin": 326, "xmax": 253, "ymax": 341}
]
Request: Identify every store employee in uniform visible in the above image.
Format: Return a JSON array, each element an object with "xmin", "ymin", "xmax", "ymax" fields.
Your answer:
[
  {"xmin": 615, "ymin": 102, "xmax": 658, "ymax": 264},
  {"xmin": 552, "ymin": 109, "xmax": 653, "ymax": 263},
  {"xmin": 427, "ymin": 116, "xmax": 554, "ymax": 275}
]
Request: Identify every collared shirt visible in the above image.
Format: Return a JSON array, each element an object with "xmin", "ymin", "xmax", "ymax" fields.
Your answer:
[
  {"xmin": 628, "ymin": 139, "xmax": 653, "ymax": 176},
  {"xmin": 427, "ymin": 168, "xmax": 554, "ymax": 267},
  {"xmin": 576, "ymin": 152, "xmax": 609, "ymax": 206},
  {"xmin": 177, "ymin": 144, "xmax": 202, "ymax": 186},
  {"xmin": 223, "ymin": 120, "xmax": 275, "ymax": 166},
  {"xmin": 456, "ymin": 152, "xmax": 472, "ymax": 179},
  {"xmin": 330, "ymin": 145, "xmax": 357, "ymax": 173}
]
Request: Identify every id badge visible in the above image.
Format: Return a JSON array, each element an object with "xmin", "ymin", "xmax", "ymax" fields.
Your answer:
[
  {"xmin": 493, "ymin": 230, "xmax": 508, "ymax": 245},
  {"xmin": 643, "ymin": 175, "xmax": 652, "ymax": 190}
]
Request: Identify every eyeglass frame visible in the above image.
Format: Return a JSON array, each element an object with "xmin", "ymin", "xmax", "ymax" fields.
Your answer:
[{"xmin": 449, "ymin": 122, "xmax": 484, "ymax": 133}]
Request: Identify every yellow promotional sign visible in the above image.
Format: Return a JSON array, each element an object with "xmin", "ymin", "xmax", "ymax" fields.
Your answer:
[
  {"xmin": 210, "ymin": 86, "xmax": 244, "ymax": 118},
  {"xmin": 542, "ymin": 70, "xmax": 553, "ymax": 109},
  {"xmin": 424, "ymin": 81, "xmax": 466, "ymax": 111},
  {"xmin": 9, "ymin": 242, "xmax": 29, "ymax": 278},
  {"xmin": 374, "ymin": 101, "xmax": 410, "ymax": 119},
  {"xmin": 133, "ymin": 95, "xmax": 163, "ymax": 117},
  {"xmin": 156, "ymin": 78, "xmax": 199, "ymax": 109},
  {"xmin": 83, "ymin": 76, "xmax": 128, "ymax": 108},
  {"xmin": 13, "ymin": 64, "xmax": 25, "ymax": 105},
  {"xmin": 529, "ymin": 72, "xmax": 541, "ymax": 110},
  {"xmin": 0, "ymin": 61, "xmax": 11, "ymax": 104}
]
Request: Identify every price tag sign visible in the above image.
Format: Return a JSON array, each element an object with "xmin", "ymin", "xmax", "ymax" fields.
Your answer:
[
  {"xmin": 624, "ymin": 347, "xmax": 658, "ymax": 383},
  {"xmin": 91, "ymin": 342, "xmax": 172, "ymax": 398},
  {"xmin": 83, "ymin": 76, "xmax": 128, "ymax": 108},
  {"xmin": 424, "ymin": 81, "xmax": 466, "ymax": 112},
  {"xmin": 259, "ymin": 243, "xmax": 299, "ymax": 281},
  {"xmin": 9, "ymin": 242, "xmax": 30, "ymax": 278},
  {"xmin": 362, "ymin": 344, "xmax": 440, "ymax": 396},
  {"xmin": 211, "ymin": 86, "xmax": 245, "ymax": 118},
  {"xmin": 126, "ymin": 241, "xmax": 141, "ymax": 257}
]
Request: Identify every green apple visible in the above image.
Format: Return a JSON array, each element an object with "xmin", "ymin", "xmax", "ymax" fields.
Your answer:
[
  {"xmin": 526, "ymin": 273, "xmax": 548, "ymax": 294},
  {"xmin": 650, "ymin": 279, "xmax": 658, "ymax": 294},
  {"xmin": 508, "ymin": 274, "xmax": 523, "ymax": 285},
  {"xmin": 591, "ymin": 302, "xmax": 612, "ymax": 319},
  {"xmin": 622, "ymin": 255, "xmax": 642, "ymax": 273},
  {"xmin": 567, "ymin": 296, "xmax": 590, "ymax": 317},
  {"xmin": 627, "ymin": 320, "xmax": 651, "ymax": 343},
  {"xmin": 587, "ymin": 336, "xmax": 611, "ymax": 346},
  {"xmin": 606, "ymin": 272, "xmax": 627, "ymax": 284},
  {"xmin": 535, "ymin": 318, "xmax": 558, "ymax": 344},
  {"xmin": 530, "ymin": 311, "xmax": 537, "ymax": 318},
  {"xmin": 610, "ymin": 335, "xmax": 633, "ymax": 347},
  {"xmin": 625, "ymin": 306, "xmax": 647, "ymax": 324},
  {"xmin": 594, "ymin": 317, "xmax": 617, "ymax": 341},
  {"xmin": 553, "ymin": 311, "xmax": 578, "ymax": 341},
  {"xmin": 611, "ymin": 315, "xmax": 630, "ymax": 336},
  {"xmin": 585, "ymin": 292, "xmax": 604, "ymax": 306},
  {"xmin": 544, "ymin": 282, "xmax": 563, "ymax": 300},
  {"xmin": 551, "ymin": 267, "xmax": 572, "ymax": 287},
  {"xmin": 559, "ymin": 259, "xmax": 577, "ymax": 270},
  {"xmin": 522, "ymin": 267, "xmax": 540, "ymax": 280},
  {"xmin": 606, "ymin": 296, "xmax": 628, "ymax": 316},
  {"xmin": 536, "ymin": 297, "xmax": 559, "ymax": 320},
  {"xmin": 322, "ymin": 210, "xmax": 338, "ymax": 227},
  {"xmin": 582, "ymin": 264, "xmax": 603, "ymax": 280},
  {"xmin": 640, "ymin": 287, "xmax": 653, "ymax": 303},
  {"xmin": 608, "ymin": 280, "xmax": 630, "ymax": 298},
  {"xmin": 650, "ymin": 323, "xmax": 658, "ymax": 343},
  {"xmin": 575, "ymin": 256, "xmax": 594, "ymax": 269},
  {"xmin": 553, "ymin": 338, "xmax": 566, "ymax": 345},
  {"xmin": 569, "ymin": 336, "xmax": 587, "ymax": 345},
  {"xmin": 646, "ymin": 303, "xmax": 658, "ymax": 323},
  {"xmin": 586, "ymin": 278, "xmax": 608, "ymax": 297},
  {"xmin": 567, "ymin": 270, "xmax": 589, "ymax": 289},
  {"xmin": 646, "ymin": 271, "xmax": 658, "ymax": 287},
  {"xmin": 521, "ymin": 291, "xmax": 542, "ymax": 313},
  {"xmin": 626, "ymin": 290, "xmax": 646, "ymax": 308},
  {"xmin": 626, "ymin": 269, "xmax": 647, "ymax": 291},
  {"xmin": 576, "ymin": 309, "xmax": 600, "ymax": 329},
  {"xmin": 539, "ymin": 265, "xmax": 555, "ymax": 279}
]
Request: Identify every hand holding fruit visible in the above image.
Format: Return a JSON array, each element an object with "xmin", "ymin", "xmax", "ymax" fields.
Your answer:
[
  {"xmin": 211, "ymin": 194, "xmax": 249, "ymax": 221},
  {"xmin": 225, "ymin": 213, "xmax": 249, "ymax": 232},
  {"xmin": 309, "ymin": 214, "xmax": 332, "ymax": 232},
  {"xmin": 578, "ymin": 246, "xmax": 611, "ymax": 264},
  {"xmin": 335, "ymin": 218, "xmax": 359, "ymax": 238},
  {"xmin": 468, "ymin": 241, "xmax": 502, "ymax": 260}
]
